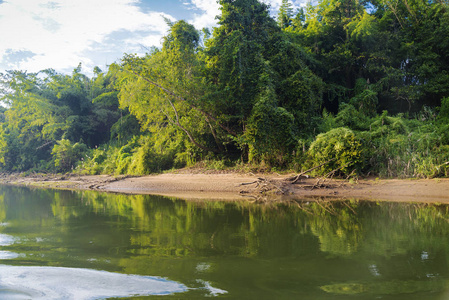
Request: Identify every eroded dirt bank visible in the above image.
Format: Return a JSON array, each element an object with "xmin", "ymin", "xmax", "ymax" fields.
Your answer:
[{"xmin": 1, "ymin": 172, "xmax": 449, "ymax": 203}]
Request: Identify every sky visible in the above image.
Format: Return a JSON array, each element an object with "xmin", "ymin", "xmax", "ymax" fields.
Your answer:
[{"xmin": 0, "ymin": 0, "xmax": 305, "ymax": 76}]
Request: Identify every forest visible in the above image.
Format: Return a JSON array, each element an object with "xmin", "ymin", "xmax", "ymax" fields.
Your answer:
[{"xmin": 0, "ymin": 0, "xmax": 448, "ymax": 178}]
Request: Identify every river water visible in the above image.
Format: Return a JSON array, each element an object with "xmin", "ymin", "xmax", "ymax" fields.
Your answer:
[{"xmin": 0, "ymin": 185, "xmax": 448, "ymax": 299}]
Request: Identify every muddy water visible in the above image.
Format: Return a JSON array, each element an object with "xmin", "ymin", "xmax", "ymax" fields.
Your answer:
[{"xmin": 0, "ymin": 185, "xmax": 448, "ymax": 299}]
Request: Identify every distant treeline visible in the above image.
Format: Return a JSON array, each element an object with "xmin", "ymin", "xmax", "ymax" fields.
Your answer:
[{"xmin": 1, "ymin": 0, "xmax": 449, "ymax": 178}]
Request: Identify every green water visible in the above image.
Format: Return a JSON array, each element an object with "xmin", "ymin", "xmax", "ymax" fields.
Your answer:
[{"xmin": 0, "ymin": 185, "xmax": 449, "ymax": 299}]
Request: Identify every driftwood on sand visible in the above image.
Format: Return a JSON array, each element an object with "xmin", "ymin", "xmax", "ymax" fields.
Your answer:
[{"xmin": 239, "ymin": 159, "xmax": 355, "ymax": 196}]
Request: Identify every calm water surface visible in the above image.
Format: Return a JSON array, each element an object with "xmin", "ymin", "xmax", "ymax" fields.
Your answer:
[{"xmin": 0, "ymin": 185, "xmax": 448, "ymax": 299}]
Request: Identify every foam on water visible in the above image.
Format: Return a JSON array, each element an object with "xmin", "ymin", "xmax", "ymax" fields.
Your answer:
[
  {"xmin": 0, "ymin": 265, "xmax": 188, "ymax": 299},
  {"xmin": 196, "ymin": 280, "xmax": 228, "ymax": 296}
]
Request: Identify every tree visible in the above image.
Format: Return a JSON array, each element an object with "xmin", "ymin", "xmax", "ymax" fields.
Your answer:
[
  {"xmin": 116, "ymin": 20, "xmax": 231, "ymax": 161},
  {"xmin": 205, "ymin": 0, "xmax": 279, "ymax": 133},
  {"xmin": 0, "ymin": 66, "xmax": 121, "ymax": 172},
  {"xmin": 204, "ymin": 0, "xmax": 326, "ymax": 162},
  {"xmin": 278, "ymin": 0, "xmax": 294, "ymax": 29}
]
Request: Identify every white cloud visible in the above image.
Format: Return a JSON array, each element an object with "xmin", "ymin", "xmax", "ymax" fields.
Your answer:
[
  {"xmin": 261, "ymin": 0, "xmax": 306, "ymax": 14},
  {"xmin": 187, "ymin": 0, "xmax": 220, "ymax": 29},
  {"xmin": 186, "ymin": 0, "xmax": 306, "ymax": 30},
  {"xmin": 0, "ymin": 0, "xmax": 308, "ymax": 75},
  {"xmin": 0, "ymin": 0, "xmax": 174, "ymax": 74}
]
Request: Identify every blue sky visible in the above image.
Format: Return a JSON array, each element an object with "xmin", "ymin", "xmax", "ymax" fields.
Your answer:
[{"xmin": 0, "ymin": 0, "xmax": 305, "ymax": 75}]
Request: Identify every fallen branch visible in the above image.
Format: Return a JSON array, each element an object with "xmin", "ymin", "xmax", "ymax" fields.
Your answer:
[
  {"xmin": 312, "ymin": 161, "xmax": 354, "ymax": 190},
  {"xmin": 287, "ymin": 158, "xmax": 337, "ymax": 184},
  {"xmin": 339, "ymin": 169, "xmax": 356, "ymax": 187},
  {"xmin": 239, "ymin": 177, "xmax": 287, "ymax": 194},
  {"xmin": 239, "ymin": 180, "xmax": 261, "ymax": 186},
  {"xmin": 312, "ymin": 165, "xmax": 343, "ymax": 189}
]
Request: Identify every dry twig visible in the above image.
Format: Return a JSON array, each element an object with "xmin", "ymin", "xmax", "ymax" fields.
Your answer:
[
  {"xmin": 240, "ymin": 177, "xmax": 287, "ymax": 194},
  {"xmin": 287, "ymin": 158, "xmax": 337, "ymax": 184}
]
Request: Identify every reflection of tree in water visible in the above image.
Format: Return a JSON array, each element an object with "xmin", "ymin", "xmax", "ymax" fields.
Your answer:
[
  {"xmin": 2, "ymin": 186, "xmax": 449, "ymax": 296},
  {"xmin": 300, "ymin": 200, "xmax": 449, "ymax": 297},
  {"xmin": 63, "ymin": 193, "xmax": 449, "ymax": 263},
  {"xmin": 14, "ymin": 187, "xmax": 449, "ymax": 261},
  {"xmin": 287, "ymin": 199, "xmax": 449, "ymax": 259},
  {"xmin": 2, "ymin": 186, "xmax": 449, "ymax": 260},
  {"xmin": 2, "ymin": 187, "xmax": 449, "ymax": 282},
  {"xmin": 303, "ymin": 199, "xmax": 362, "ymax": 255}
]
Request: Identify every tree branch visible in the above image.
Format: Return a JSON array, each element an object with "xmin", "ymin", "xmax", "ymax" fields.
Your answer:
[
  {"xmin": 160, "ymin": 98, "xmax": 220, "ymax": 153},
  {"xmin": 127, "ymin": 68, "xmax": 238, "ymax": 137},
  {"xmin": 205, "ymin": 116, "xmax": 224, "ymax": 152}
]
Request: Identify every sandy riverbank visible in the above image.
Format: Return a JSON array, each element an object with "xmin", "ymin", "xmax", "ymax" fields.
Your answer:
[{"xmin": 1, "ymin": 171, "xmax": 449, "ymax": 203}]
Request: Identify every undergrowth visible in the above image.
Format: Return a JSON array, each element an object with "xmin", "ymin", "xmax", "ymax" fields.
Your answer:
[{"xmin": 74, "ymin": 99, "xmax": 449, "ymax": 179}]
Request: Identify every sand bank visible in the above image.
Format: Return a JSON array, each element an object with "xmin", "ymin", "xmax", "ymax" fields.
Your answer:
[{"xmin": 1, "ymin": 172, "xmax": 449, "ymax": 203}]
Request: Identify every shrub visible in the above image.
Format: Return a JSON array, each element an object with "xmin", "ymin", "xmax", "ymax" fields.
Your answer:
[
  {"xmin": 361, "ymin": 113, "xmax": 449, "ymax": 178},
  {"xmin": 52, "ymin": 139, "xmax": 87, "ymax": 172},
  {"xmin": 334, "ymin": 103, "xmax": 371, "ymax": 131},
  {"xmin": 127, "ymin": 136, "xmax": 176, "ymax": 175},
  {"xmin": 369, "ymin": 111, "xmax": 409, "ymax": 136},
  {"xmin": 307, "ymin": 127, "xmax": 364, "ymax": 176}
]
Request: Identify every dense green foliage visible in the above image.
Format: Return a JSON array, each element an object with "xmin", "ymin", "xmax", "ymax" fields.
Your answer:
[{"xmin": 1, "ymin": 0, "xmax": 449, "ymax": 177}]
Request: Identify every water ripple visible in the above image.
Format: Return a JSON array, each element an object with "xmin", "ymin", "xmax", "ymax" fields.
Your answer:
[{"xmin": 0, "ymin": 265, "xmax": 187, "ymax": 299}]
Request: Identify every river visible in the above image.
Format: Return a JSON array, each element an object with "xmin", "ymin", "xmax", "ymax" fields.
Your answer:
[{"xmin": 0, "ymin": 185, "xmax": 448, "ymax": 299}]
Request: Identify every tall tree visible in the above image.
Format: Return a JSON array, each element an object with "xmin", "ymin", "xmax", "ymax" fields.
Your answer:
[
  {"xmin": 116, "ymin": 20, "xmax": 231, "ymax": 157},
  {"xmin": 205, "ymin": 0, "xmax": 278, "ymax": 132},
  {"xmin": 206, "ymin": 0, "xmax": 323, "ymax": 163},
  {"xmin": 278, "ymin": 0, "xmax": 294, "ymax": 29}
]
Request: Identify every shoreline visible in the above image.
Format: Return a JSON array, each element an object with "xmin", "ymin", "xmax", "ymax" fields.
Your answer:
[{"xmin": 1, "ymin": 172, "xmax": 449, "ymax": 203}]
